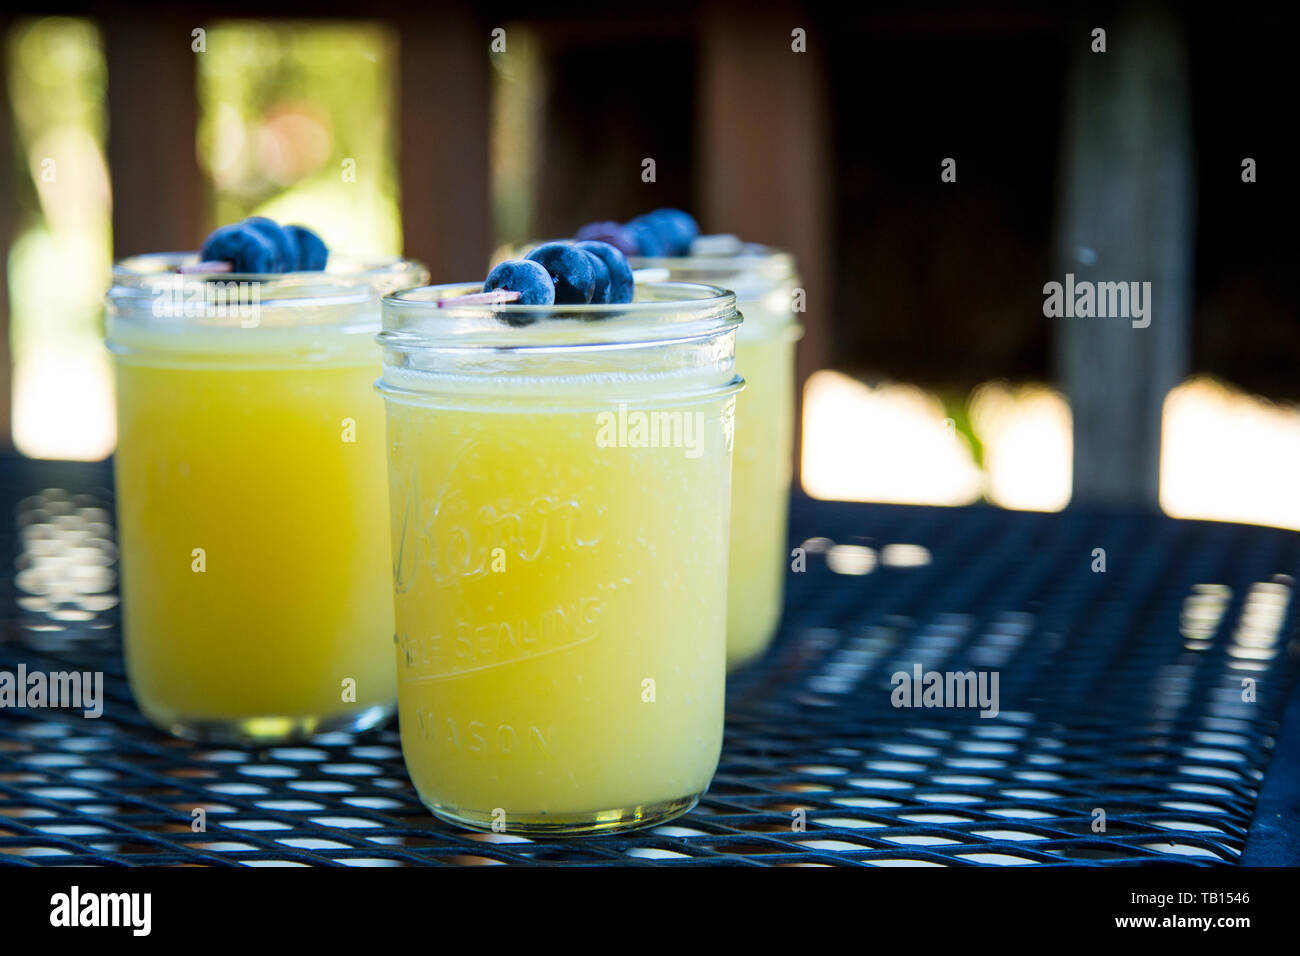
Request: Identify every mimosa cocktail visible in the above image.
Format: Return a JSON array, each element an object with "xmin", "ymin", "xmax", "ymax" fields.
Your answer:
[
  {"xmin": 379, "ymin": 281, "xmax": 741, "ymax": 834},
  {"xmin": 631, "ymin": 247, "xmax": 801, "ymax": 668},
  {"xmin": 108, "ymin": 253, "xmax": 426, "ymax": 743}
]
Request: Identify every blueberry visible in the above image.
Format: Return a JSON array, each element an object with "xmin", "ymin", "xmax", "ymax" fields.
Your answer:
[
  {"xmin": 484, "ymin": 258, "xmax": 555, "ymax": 306},
  {"xmin": 653, "ymin": 208, "xmax": 701, "ymax": 255},
  {"xmin": 242, "ymin": 216, "xmax": 297, "ymax": 272},
  {"xmin": 286, "ymin": 225, "xmax": 329, "ymax": 271},
  {"xmin": 524, "ymin": 241, "xmax": 596, "ymax": 304},
  {"xmin": 199, "ymin": 222, "xmax": 279, "ymax": 274},
  {"xmin": 575, "ymin": 240, "xmax": 634, "ymax": 304},
  {"xmin": 581, "ymin": 250, "xmax": 613, "ymax": 303},
  {"xmin": 574, "ymin": 221, "xmax": 638, "ymax": 257},
  {"xmin": 631, "ymin": 208, "xmax": 699, "ymax": 257},
  {"xmin": 624, "ymin": 220, "xmax": 667, "ymax": 257}
]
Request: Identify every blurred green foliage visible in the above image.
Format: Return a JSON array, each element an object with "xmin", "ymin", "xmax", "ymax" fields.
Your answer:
[
  {"xmin": 5, "ymin": 18, "xmax": 114, "ymax": 459},
  {"xmin": 197, "ymin": 21, "xmax": 401, "ymax": 255},
  {"xmin": 4, "ymin": 17, "xmax": 404, "ymax": 458},
  {"xmin": 490, "ymin": 24, "xmax": 542, "ymax": 249}
]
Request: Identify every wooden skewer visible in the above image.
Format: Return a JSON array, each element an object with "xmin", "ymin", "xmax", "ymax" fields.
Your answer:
[
  {"xmin": 177, "ymin": 260, "xmax": 234, "ymax": 274},
  {"xmin": 437, "ymin": 289, "xmax": 523, "ymax": 307}
]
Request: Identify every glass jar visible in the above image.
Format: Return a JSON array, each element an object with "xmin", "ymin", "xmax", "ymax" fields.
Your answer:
[
  {"xmin": 105, "ymin": 265, "xmax": 410, "ymax": 744},
  {"xmin": 631, "ymin": 246, "xmax": 802, "ymax": 669},
  {"xmin": 378, "ymin": 281, "xmax": 741, "ymax": 834},
  {"xmin": 112, "ymin": 251, "xmax": 430, "ymax": 296}
]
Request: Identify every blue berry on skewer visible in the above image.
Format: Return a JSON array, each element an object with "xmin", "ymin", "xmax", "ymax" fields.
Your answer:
[
  {"xmin": 654, "ymin": 208, "xmax": 701, "ymax": 255},
  {"xmin": 582, "ymin": 249, "xmax": 612, "ymax": 304},
  {"xmin": 286, "ymin": 225, "xmax": 329, "ymax": 271},
  {"xmin": 624, "ymin": 219, "xmax": 666, "ymax": 257},
  {"xmin": 525, "ymin": 241, "xmax": 596, "ymax": 304},
  {"xmin": 197, "ymin": 222, "xmax": 278, "ymax": 274},
  {"xmin": 630, "ymin": 208, "xmax": 699, "ymax": 257},
  {"xmin": 483, "ymin": 258, "xmax": 556, "ymax": 306},
  {"xmin": 243, "ymin": 216, "xmax": 298, "ymax": 273},
  {"xmin": 575, "ymin": 240, "xmax": 634, "ymax": 304},
  {"xmin": 574, "ymin": 221, "xmax": 638, "ymax": 257}
]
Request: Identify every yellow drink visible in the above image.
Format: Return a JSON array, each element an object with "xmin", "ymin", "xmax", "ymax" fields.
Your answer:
[
  {"xmin": 107, "ymin": 257, "xmax": 425, "ymax": 743},
  {"xmin": 729, "ymin": 305, "xmax": 799, "ymax": 665},
  {"xmin": 379, "ymin": 282, "xmax": 741, "ymax": 834},
  {"xmin": 632, "ymin": 249, "xmax": 801, "ymax": 668}
]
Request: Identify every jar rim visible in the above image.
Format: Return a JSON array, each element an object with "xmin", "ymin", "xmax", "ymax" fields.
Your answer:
[
  {"xmin": 628, "ymin": 242, "xmax": 795, "ymax": 279},
  {"xmin": 105, "ymin": 271, "xmax": 377, "ymax": 310},
  {"xmin": 501, "ymin": 240, "xmax": 793, "ymax": 278},
  {"xmin": 110, "ymin": 251, "xmax": 428, "ymax": 286},
  {"xmin": 380, "ymin": 280, "xmax": 739, "ymax": 350}
]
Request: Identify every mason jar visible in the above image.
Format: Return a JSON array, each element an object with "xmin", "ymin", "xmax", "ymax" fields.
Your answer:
[
  {"xmin": 106, "ymin": 256, "xmax": 423, "ymax": 744},
  {"xmin": 378, "ymin": 280, "xmax": 741, "ymax": 834},
  {"xmin": 631, "ymin": 246, "xmax": 801, "ymax": 669},
  {"xmin": 112, "ymin": 251, "xmax": 430, "ymax": 297}
]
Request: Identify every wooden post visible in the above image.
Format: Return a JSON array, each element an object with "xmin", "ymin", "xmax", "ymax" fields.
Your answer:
[
  {"xmin": 397, "ymin": 13, "xmax": 492, "ymax": 281},
  {"xmin": 1054, "ymin": 4, "xmax": 1194, "ymax": 507},
  {"xmin": 104, "ymin": 18, "xmax": 202, "ymax": 255},
  {"xmin": 0, "ymin": 16, "xmax": 13, "ymax": 449},
  {"xmin": 697, "ymin": 10, "xmax": 832, "ymax": 486}
]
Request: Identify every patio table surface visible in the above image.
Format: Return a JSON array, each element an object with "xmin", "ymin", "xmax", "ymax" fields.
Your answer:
[{"xmin": 2, "ymin": 455, "xmax": 1297, "ymax": 866}]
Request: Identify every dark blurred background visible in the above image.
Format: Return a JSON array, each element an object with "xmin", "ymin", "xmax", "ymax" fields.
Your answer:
[{"xmin": 1, "ymin": 1, "xmax": 1296, "ymax": 527}]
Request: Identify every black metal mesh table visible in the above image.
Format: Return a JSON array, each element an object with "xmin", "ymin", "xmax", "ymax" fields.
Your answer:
[{"xmin": 2, "ymin": 456, "xmax": 1298, "ymax": 866}]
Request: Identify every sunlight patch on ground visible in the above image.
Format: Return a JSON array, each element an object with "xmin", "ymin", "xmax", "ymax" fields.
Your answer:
[
  {"xmin": 1161, "ymin": 377, "xmax": 1300, "ymax": 531},
  {"xmin": 800, "ymin": 371, "xmax": 982, "ymax": 506},
  {"xmin": 803, "ymin": 371, "xmax": 1300, "ymax": 532}
]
